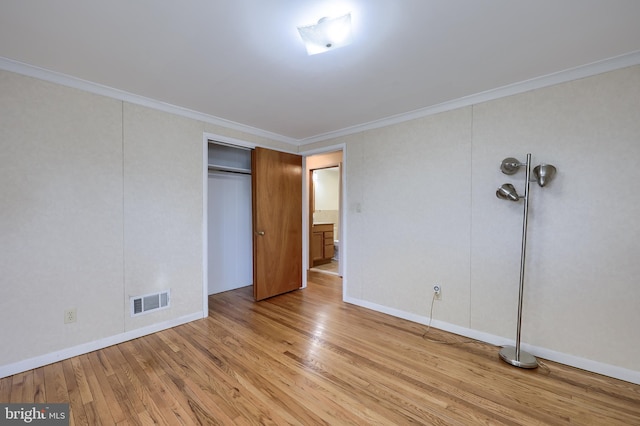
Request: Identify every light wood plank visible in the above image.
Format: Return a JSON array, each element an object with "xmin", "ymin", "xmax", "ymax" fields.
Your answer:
[
  {"xmin": 42, "ymin": 361, "xmax": 68, "ymax": 403},
  {"xmin": 31, "ymin": 367, "xmax": 46, "ymax": 403},
  {"xmin": 80, "ymin": 353, "xmax": 116, "ymax": 426},
  {"xmin": 9, "ymin": 372, "xmax": 26, "ymax": 403}
]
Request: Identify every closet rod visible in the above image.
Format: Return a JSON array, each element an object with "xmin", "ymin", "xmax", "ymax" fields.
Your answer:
[{"xmin": 208, "ymin": 165, "xmax": 252, "ymax": 175}]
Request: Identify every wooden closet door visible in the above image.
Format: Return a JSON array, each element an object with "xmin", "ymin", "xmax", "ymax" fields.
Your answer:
[{"xmin": 252, "ymin": 147, "xmax": 302, "ymax": 300}]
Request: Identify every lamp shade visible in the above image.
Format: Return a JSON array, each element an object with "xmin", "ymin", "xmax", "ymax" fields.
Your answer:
[
  {"xmin": 533, "ymin": 164, "xmax": 556, "ymax": 187},
  {"xmin": 500, "ymin": 157, "xmax": 522, "ymax": 175},
  {"xmin": 496, "ymin": 183, "xmax": 521, "ymax": 201},
  {"xmin": 297, "ymin": 14, "xmax": 353, "ymax": 55}
]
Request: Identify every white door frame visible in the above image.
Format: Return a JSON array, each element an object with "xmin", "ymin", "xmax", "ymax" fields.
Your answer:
[
  {"xmin": 299, "ymin": 143, "xmax": 347, "ymax": 301},
  {"xmin": 201, "ymin": 132, "xmax": 258, "ymax": 316},
  {"xmin": 202, "ymin": 133, "xmax": 348, "ymax": 315}
]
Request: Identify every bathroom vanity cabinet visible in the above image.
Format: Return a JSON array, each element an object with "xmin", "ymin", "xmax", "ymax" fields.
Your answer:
[{"xmin": 311, "ymin": 223, "xmax": 334, "ymax": 266}]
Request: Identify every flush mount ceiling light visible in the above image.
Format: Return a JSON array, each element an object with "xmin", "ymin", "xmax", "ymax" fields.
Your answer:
[{"xmin": 297, "ymin": 13, "xmax": 353, "ymax": 55}]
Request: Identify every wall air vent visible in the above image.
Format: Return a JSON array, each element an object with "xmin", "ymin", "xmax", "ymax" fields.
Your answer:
[{"xmin": 130, "ymin": 290, "xmax": 170, "ymax": 317}]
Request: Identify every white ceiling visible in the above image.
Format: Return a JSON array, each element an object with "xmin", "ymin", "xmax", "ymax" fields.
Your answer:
[{"xmin": 2, "ymin": 1, "xmax": 640, "ymax": 144}]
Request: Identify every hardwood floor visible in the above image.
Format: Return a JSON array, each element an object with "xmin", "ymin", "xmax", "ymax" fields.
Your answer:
[{"xmin": 2, "ymin": 271, "xmax": 639, "ymax": 425}]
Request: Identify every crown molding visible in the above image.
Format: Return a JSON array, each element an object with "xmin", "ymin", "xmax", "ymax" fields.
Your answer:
[
  {"xmin": 3, "ymin": 51, "xmax": 640, "ymax": 147},
  {"xmin": 298, "ymin": 50, "xmax": 640, "ymax": 145},
  {"xmin": 0, "ymin": 57, "xmax": 298, "ymax": 146}
]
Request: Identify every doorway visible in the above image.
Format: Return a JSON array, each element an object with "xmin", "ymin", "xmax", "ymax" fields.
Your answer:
[
  {"xmin": 307, "ymin": 151, "xmax": 343, "ymax": 277},
  {"xmin": 203, "ymin": 133, "xmax": 332, "ymax": 309},
  {"xmin": 207, "ymin": 142, "xmax": 253, "ymax": 295},
  {"xmin": 205, "ymin": 137, "xmax": 304, "ymax": 302}
]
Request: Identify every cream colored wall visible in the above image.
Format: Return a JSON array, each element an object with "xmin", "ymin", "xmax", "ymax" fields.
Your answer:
[
  {"xmin": 319, "ymin": 65, "xmax": 640, "ymax": 373},
  {"xmin": 346, "ymin": 108, "xmax": 473, "ymax": 321},
  {"xmin": 122, "ymin": 103, "xmax": 205, "ymax": 330},
  {"xmin": 313, "ymin": 167, "xmax": 340, "ymax": 236},
  {"xmin": 1, "ymin": 71, "xmax": 126, "ymax": 364},
  {"xmin": 471, "ymin": 65, "xmax": 640, "ymax": 370},
  {"xmin": 0, "ymin": 69, "xmax": 292, "ymax": 373},
  {"xmin": 3, "ymin": 61, "xmax": 638, "ymax": 378},
  {"xmin": 314, "ymin": 168, "xmax": 340, "ymax": 210}
]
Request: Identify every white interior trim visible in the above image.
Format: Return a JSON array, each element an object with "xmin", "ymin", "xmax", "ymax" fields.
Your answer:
[
  {"xmin": 344, "ymin": 296, "xmax": 640, "ymax": 385},
  {"xmin": 203, "ymin": 132, "xmax": 257, "ymax": 305},
  {"xmin": 0, "ymin": 57, "xmax": 298, "ymax": 146},
  {"xmin": 202, "ymin": 133, "xmax": 210, "ymax": 316},
  {"xmin": 300, "ymin": 143, "xmax": 348, "ymax": 298},
  {"xmin": 4, "ymin": 51, "xmax": 640, "ymax": 147},
  {"xmin": 0, "ymin": 312, "xmax": 203, "ymax": 379},
  {"xmin": 297, "ymin": 50, "xmax": 640, "ymax": 145},
  {"xmin": 301, "ymin": 155, "xmax": 309, "ymax": 289}
]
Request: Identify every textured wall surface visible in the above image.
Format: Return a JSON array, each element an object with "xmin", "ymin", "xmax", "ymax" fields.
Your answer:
[
  {"xmin": 1, "ymin": 71, "xmax": 125, "ymax": 363},
  {"xmin": 337, "ymin": 65, "xmax": 640, "ymax": 372}
]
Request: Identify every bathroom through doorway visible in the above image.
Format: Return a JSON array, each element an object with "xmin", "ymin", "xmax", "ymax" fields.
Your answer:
[{"xmin": 307, "ymin": 150, "xmax": 343, "ymax": 277}]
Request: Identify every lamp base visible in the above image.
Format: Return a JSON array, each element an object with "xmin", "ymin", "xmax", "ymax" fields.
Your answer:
[{"xmin": 499, "ymin": 346, "xmax": 538, "ymax": 369}]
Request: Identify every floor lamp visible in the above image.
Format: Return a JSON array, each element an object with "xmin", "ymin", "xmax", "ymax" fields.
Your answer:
[{"xmin": 496, "ymin": 153, "xmax": 556, "ymax": 369}]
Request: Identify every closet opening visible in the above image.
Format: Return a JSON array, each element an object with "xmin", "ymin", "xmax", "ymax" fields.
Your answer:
[{"xmin": 206, "ymin": 142, "xmax": 253, "ymax": 295}]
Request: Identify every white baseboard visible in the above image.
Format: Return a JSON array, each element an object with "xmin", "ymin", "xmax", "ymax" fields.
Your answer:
[
  {"xmin": 0, "ymin": 311, "xmax": 204, "ymax": 379},
  {"xmin": 344, "ymin": 296, "xmax": 640, "ymax": 385},
  {"xmin": 4, "ymin": 300, "xmax": 639, "ymax": 386}
]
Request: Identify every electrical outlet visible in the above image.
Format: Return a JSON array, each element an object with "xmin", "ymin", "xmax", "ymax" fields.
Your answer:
[
  {"xmin": 64, "ymin": 308, "xmax": 77, "ymax": 324},
  {"xmin": 433, "ymin": 285, "xmax": 442, "ymax": 300}
]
